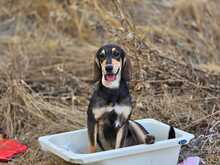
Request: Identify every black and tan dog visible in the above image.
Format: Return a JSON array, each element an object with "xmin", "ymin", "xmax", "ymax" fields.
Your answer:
[{"xmin": 87, "ymin": 44, "xmax": 157, "ymax": 152}]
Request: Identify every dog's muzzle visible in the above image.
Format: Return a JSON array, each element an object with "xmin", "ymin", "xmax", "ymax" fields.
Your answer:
[{"xmin": 104, "ymin": 68, "xmax": 120, "ymax": 82}]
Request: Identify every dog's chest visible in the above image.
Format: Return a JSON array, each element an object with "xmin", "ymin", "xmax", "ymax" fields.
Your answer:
[{"xmin": 93, "ymin": 104, "xmax": 131, "ymax": 120}]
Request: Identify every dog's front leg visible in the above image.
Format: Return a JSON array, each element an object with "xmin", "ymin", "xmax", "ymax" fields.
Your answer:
[
  {"xmin": 87, "ymin": 107, "xmax": 108, "ymax": 153},
  {"xmin": 87, "ymin": 119, "xmax": 98, "ymax": 153},
  {"xmin": 115, "ymin": 125, "xmax": 127, "ymax": 149}
]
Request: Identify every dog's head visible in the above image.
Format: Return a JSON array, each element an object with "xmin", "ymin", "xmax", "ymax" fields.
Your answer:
[{"xmin": 94, "ymin": 44, "xmax": 132, "ymax": 88}]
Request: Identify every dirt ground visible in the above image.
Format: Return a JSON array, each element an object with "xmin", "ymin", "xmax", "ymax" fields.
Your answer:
[{"xmin": 0, "ymin": 0, "xmax": 219, "ymax": 164}]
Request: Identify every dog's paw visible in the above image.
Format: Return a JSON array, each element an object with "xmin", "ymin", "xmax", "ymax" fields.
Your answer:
[
  {"xmin": 145, "ymin": 134, "xmax": 155, "ymax": 144},
  {"xmin": 89, "ymin": 146, "xmax": 96, "ymax": 153}
]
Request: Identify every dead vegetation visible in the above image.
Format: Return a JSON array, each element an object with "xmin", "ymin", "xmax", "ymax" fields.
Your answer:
[{"xmin": 0, "ymin": 0, "xmax": 219, "ymax": 164}]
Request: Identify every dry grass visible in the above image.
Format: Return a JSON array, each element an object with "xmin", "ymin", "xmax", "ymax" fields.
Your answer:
[{"xmin": 0, "ymin": 0, "xmax": 219, "ymax": 164}]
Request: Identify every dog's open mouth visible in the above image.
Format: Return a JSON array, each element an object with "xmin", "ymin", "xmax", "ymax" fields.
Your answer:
[
  {"xmin": 104, "ymin": 69, "xmax": 119, "ymax": 81},
  {"xmin": 105, "ymin": 74, "xmax": 116, "ymax": 81}
]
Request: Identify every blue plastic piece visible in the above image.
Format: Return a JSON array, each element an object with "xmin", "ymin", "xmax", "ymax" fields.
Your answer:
[{"xmin": 179, "ymin": 139, "xmax": 187, "ymax": 145}]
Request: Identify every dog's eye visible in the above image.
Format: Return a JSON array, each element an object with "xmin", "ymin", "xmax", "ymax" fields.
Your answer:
[
  {"xmin": 113, "ymin": 51, "xmax": 120, "ymax": 58},
  {"xmin": 99, "ymin": 53, "xmax": 106, "ymax": 60},
  {"xmin": 99, "ymin": 51, "xmax": 106, "ymax": 60}
]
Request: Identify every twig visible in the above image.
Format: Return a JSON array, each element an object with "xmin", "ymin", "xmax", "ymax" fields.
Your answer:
[{"xmin": 184, "ymin": 110, "xmax": 220, "ymax": 129}]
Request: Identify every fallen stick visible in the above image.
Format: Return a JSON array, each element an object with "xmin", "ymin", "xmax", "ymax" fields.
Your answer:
[{"xmin": 183, "ymin": 110, "xmax": 220, "ymax": 129}]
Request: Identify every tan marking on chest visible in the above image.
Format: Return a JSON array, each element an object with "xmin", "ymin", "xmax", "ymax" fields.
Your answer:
[
  {"xmin": 93, "ymin": 106, "xmax": 113, "ymax": 120},
  {"xmin": 114, "ymin": 105, "xmax": 131, "ymax": 118},
  {"xmin": 93, "ymin": 105, "xmax": 131, "ymax": 120}
]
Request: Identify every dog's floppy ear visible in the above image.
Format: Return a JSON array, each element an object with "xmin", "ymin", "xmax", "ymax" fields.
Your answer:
[
  {"xmin": 94, "ymin": 57, "xmax": 102, "ymax": 82},
  {"xmin": 122, "ymin": 55, "xmax": 132, "ymax": 81}
]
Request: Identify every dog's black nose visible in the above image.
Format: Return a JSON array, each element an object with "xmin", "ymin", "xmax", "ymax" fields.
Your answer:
[{"xmin": 105, "ymin": 65, "xmax": 113, "ymax": 72}]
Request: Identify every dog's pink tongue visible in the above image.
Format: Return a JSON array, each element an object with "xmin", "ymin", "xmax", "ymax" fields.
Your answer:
[{"xmin": 106, "ymin": 75, "xmax": 116, "ymax": 81}]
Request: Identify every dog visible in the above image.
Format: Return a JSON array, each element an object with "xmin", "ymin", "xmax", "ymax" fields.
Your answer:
[
  {"xmin": 87, "ymin": 44, "xmax": 159, "ymax": 152},
  {"xmin": 87, "ymin": 44, "xmax": 133, "ymax": 152},
  {"xmin": 87, "ymin": 44, "xmax": 175, "ymax": 152}
]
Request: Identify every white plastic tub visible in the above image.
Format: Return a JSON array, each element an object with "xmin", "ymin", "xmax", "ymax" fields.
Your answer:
[{"xmin": 38, "ymin": 119, "xmax": 194, "ymax": 165}]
